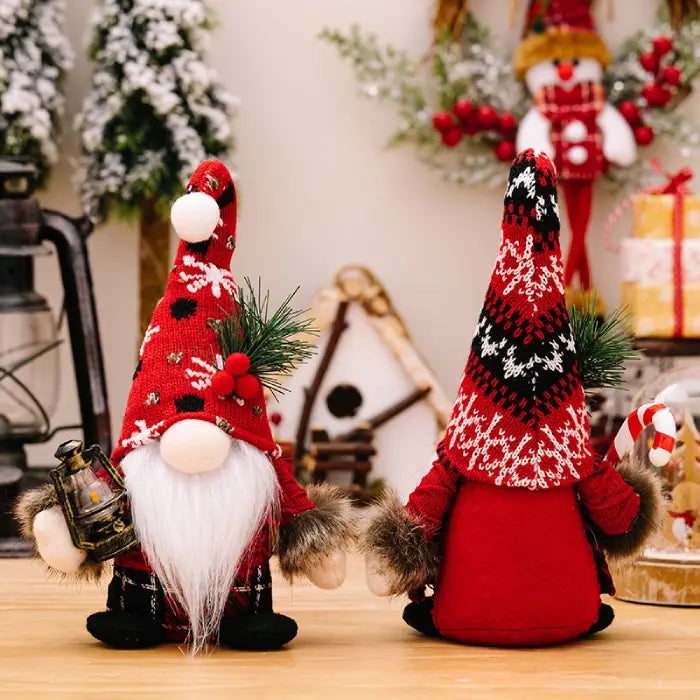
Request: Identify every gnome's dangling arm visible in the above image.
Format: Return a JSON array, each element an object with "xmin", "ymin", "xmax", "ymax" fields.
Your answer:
[
  {"xmin": 363, "ymin": 457, "xmax": 459, "ymax": 597},
  {"xmin": 577, "ymin": 456, "xmax": 665, "ymax": 562},
  {"xmin": 274, "ymin": 458, "xmax": 356, "ymax": 589},
  {"xmin": 13, "ymin": 484, "xmax": 106, "ymax": 582}
]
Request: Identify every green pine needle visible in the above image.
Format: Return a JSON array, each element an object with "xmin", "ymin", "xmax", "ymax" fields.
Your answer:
[
  {"xmin": 569, "ymin": 297, "xmax": 640, "ymax": 392},
  {"xmin": 213, "ymin": 279, "xmax": 317, "ymax": 398}
]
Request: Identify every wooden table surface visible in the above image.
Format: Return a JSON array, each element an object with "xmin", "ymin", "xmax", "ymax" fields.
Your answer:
[{"xmin": 1, "ymin": 555, "xmax": 699, "ymax": 699}]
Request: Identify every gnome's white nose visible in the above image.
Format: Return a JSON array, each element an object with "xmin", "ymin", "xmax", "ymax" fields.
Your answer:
[{"xmin": 159, "ymin": 419, "xmax": 232, "ymax": 473}]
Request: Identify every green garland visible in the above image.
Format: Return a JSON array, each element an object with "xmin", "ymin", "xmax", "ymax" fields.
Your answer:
[
  {"xmin": 213, "ymin": 279, "xmax": 317, "ymax": 398},
  {"xmin": 569, "ymin": 300, "xmax": 640, "ymax": 392},
  {"xmin": 322, "ymin": 9, "xmax": 699, "ymax": 190}
]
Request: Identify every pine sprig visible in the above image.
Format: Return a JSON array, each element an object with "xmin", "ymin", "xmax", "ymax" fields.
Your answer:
[
  {"xmin": 214, "ymin": 279, "xmax": 317, "ymax": 398},
  {"xmin": 569, "ymin": 299, "xmax": 640, "ymax": 392}
]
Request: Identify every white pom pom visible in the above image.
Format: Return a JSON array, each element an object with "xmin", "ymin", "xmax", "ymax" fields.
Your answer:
[
  {"xmin": 563, "ymin": 119, "xmax": 587, "ymax": 143},
  {"xmin": 170, "ymin": 192, "xmax": 220, "ymax": 243},
  {"xmin": 566, "ymin": 145, "xmax": 588, "ymax": 165}
]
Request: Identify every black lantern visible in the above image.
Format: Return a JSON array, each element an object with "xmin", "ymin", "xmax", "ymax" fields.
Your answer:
[
  {"xmin": 50, "ymin": 440, "xmax": 136, "ymax": 561},
  {"xmin": 0, "ymin": 159, "xmax": 111, "ymax": 554}
]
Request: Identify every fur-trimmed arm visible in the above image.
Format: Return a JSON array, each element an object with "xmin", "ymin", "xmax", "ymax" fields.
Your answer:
[
  {"xmin": 277, "ymin": 483, "xmax": 355, "ymax": 583},
  {"xmin": 363, "ymin": 459, "xmax": 459, "ymax": 596},
  {"xmin": 13, "ymin": 484, "xmax": 106, "ymax": 583},
  {"xmin": 577, "ymin": 455, "xmax": 666, "ymax": 562},
  {"xmin": 363, "ymin": 491, "xmax": 441, "ymax": 596}
]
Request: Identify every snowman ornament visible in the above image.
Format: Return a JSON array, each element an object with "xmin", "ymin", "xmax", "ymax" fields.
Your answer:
[{"xmin": 515, "ymin": 0, "xmax": 636, "ymax": 303}]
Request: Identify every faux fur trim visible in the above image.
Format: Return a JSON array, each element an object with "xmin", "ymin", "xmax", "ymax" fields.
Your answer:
[
  {"xmin": 514, "ymin": 29, "xmax": 611, "ymax": 76},
  {"xmin": 277, "ymin": 483, "xmax": 356, "ymax": 582},
  {"xmin": 13, "ymin": 484, "xmax": 106, "ymax": 584},
  {"xmin": 596, "ymin": 455, "xmax": 666, "ymax": 562},
  {"xmin": 361, "ymin": 492, "xmax": 440, "ymax": 596}
]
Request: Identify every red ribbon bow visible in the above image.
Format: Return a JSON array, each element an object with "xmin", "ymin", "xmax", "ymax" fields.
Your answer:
[{"xmin": 650, "ymin": 158, "xmax": 693, "ymax": 195}]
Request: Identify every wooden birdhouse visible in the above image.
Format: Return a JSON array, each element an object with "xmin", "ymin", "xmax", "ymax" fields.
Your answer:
[{"xmin": 271, "ymin": 266, "xmax": 450, "ymax": 502}]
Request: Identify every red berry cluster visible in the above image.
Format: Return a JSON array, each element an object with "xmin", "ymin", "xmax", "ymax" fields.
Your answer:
[
  {"xmin": 432, "ymin": 99, "xmax": 518, "ymax": 162},
  {"xmin": 618, "ymin": 36, "xmax": 682, "ymax": 148},
  {"xmin": 211, "ymin": 352, "xmax": 260, "ymax": 400},
  {"xmin": 639, "ymin": 35, "xmax": 682, "ymax": 108}
]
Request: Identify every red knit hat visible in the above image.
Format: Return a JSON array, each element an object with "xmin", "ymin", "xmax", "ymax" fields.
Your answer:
[
  {"xmin": 514, "ymin": 0, "xmax": 610, "ymax": 76},
  {"xmin": 437, "ymin": 149, "xmax": 595, "ymax": 490},
  {"xmin": 112, "ymin": 160, "xmax": 278, "ymax": 467}
]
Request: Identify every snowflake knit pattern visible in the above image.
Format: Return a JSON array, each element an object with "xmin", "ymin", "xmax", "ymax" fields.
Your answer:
[
  {"xmin": 112, "ymin": 160, "xmax": 278, "ymax": 467},
  {"xmin": 440, "ymin": 149, "xmax": 595, "ymax": 490}
]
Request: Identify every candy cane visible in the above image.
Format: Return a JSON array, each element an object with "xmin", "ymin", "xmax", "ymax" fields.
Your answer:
[{"xmin": 604, "ymin": 403, "xmax": 676, "ymax": 468}]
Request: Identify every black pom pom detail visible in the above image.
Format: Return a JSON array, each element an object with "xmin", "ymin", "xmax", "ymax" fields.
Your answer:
[
  {"xmin": 185, "ymin": 239, "xmax": 211, "ymax": 255},
  {"xmin": 132, "ymin": 359, "xmax": 142, "ymax": 380},
  {"xmin": 174, "ymin": 394, "xmax": 205, "ymax": 413},
  {"xmin": 170, "ymin": 297, "xmax": 198, "ymax": 320}
]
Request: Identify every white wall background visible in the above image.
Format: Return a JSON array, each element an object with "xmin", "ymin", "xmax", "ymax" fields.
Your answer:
[{"xmin": 28, "ymin": 0, "xmax": 697, "ymax": 464}]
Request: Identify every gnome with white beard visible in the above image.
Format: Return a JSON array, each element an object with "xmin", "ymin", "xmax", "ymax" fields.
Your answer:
[
  {"xmin": 515, "ymin": 0, "xmax": 636, "ymax": 303},
  {"xmin": 15, "ymin": 160, "xmax": 354, "ymax": 652}
]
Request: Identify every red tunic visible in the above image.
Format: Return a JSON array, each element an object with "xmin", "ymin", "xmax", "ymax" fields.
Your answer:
[{"xmin": 406, "ymin": 456, "xmax": 640, "ymax": 646}]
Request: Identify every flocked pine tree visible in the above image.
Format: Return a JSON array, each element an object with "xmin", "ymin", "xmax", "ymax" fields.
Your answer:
[
  {"xmin": 0, "ymin": 0, "xmax": 72, "ymax": 185},
  {"xmin": 76, "ymin": 0, "xmax": 237, "ymax": 335}
]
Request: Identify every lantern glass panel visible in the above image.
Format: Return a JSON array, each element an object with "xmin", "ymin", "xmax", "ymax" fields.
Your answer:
[{"xmin": 0, "ymin": 306, "xmax": 59, "ymax": 439}]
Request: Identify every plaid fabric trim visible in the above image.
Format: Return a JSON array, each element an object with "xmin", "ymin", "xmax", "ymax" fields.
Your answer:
[
  {"xmin": 106, "ymin": 562, "xmax": 275, "ymax": 641},
  {"xmin": 107, "ymin": 565, "xmax": 166, "ymax": 624}
]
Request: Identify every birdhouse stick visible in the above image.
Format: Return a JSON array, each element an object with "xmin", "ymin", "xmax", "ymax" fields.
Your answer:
[
  {"xmin": 294, "ymin": 300, "xmax": 350, "ymax": 464},
  {"xmin": 335, "ymin": 386, "xmax": 432, "ymax": 442}
]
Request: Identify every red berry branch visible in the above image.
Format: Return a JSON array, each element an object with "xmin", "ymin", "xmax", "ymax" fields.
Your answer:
[
  {"xmin": 619, "ymin": 35, "xmax": 686, "ymax": 147},
  {"xmin": 432, "ymin": 98, "xmax": 517, "ymax": 162}
]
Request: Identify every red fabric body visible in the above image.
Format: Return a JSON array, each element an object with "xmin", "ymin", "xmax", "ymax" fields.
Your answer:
[
  {"xmin": 432, "ymin": 481, "xmax": 600, "ymax": 646},
  {"xmin": 406, "ymin": 454, "xmax": 640, "ymax": 646},
  {"xmin": 535, "ymin": 82, "xmax": 605, "ymax": 183}
]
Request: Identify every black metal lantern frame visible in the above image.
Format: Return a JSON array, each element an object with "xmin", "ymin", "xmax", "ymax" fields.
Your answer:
[{"xmin": 0, "ymin": 159, "xmax": 111, "ymax": 554}]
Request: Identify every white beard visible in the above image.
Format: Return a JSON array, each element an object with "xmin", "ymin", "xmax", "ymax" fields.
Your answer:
[{"xmin": 122, "ymin": 438, "xmax": 279, "ymax": 653}]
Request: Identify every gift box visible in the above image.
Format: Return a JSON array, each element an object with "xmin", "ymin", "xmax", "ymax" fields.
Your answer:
[
  {"xmin": 621, "ymin": 239, "xmax": 700, "ymax": 337},
  {"xmin": 633, "ymin": 192, "xmax": 700, "ymax": 239},
  {"xmin": 618, "ymin": 165, "xmax": 696, "ymax": 338}
]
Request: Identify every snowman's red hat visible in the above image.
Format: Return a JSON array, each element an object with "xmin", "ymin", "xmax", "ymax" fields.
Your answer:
[
  {"xmin": 437, "ymin": 149, "xmax": 595, "ymax": 490},
  {"xmin": 514, "ymin": 0, "xmax": 610, "ymax": 77}
]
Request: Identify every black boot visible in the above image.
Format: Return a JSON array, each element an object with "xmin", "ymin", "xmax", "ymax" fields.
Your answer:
[
  {"xmin": 402, "ymin": 599, "xmax": 441, "ymax": 638},
  {"xmin": 586, "ymin": 602, "xmax": 615, "ymax": 635},
  {"xmin": 219, "ymin": 612, "xmax": 298, "ymax": 650},
  {"xmin": 87, "ymin": 611, "xmax": 166, "ymax": 649}
]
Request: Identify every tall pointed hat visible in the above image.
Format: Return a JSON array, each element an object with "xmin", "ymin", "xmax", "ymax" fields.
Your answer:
[
  {"xmin": 438, "ymin": 149, "xmax": 594, "ymax": 490},
  {"xmin": 112, "ymin": 160, "xmax": 279, "ymax": 467}
]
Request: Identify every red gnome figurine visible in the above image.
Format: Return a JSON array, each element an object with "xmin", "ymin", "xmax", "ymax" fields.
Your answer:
[
  {"xmin": 363, "ymin": 150, "xmax": 668, "ymax": 647},
  {"xmin": 15, "ymin": 160, "xmax": 355, "ymax": 653}
]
